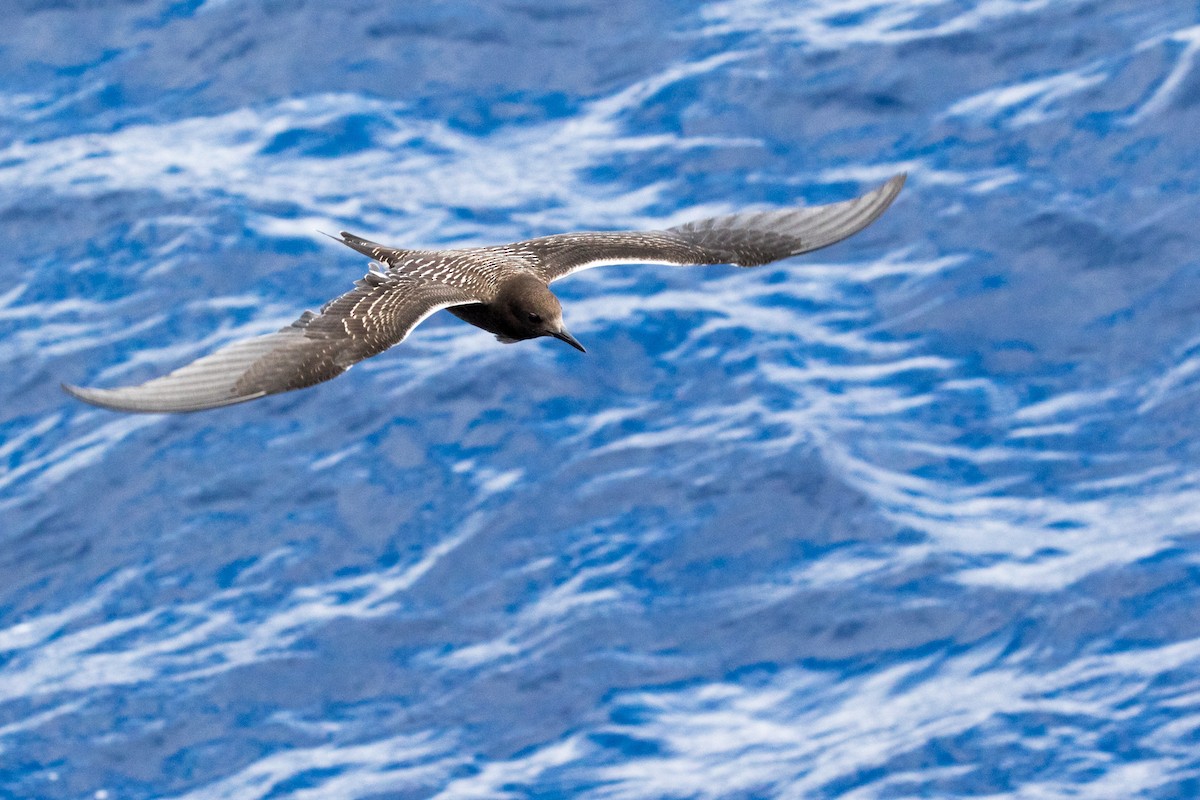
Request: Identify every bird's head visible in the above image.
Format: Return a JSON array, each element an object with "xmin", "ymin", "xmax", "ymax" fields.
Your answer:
[{"xmin": 498, "ymin": 274, "xmax": 586, "ymax": 352}]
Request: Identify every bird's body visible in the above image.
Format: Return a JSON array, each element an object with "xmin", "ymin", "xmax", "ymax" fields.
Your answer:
[{"xmin": 64, "ymin": 174, "xmax": 906, "ymax": 413}]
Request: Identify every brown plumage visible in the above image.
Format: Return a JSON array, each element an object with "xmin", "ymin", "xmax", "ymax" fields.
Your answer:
[{"xmin": 64, "ymin": 173, "xmax": 905, "ymax": 412}]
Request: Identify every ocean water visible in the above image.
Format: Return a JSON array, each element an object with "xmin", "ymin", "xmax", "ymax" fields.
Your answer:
[{"xmin": 2, "ymin": 0, "xmax": 1200, "ymax": 797}]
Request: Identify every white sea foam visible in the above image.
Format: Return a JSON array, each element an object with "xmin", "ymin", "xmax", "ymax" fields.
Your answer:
[
  {"xmin": 945, "ymin": 65, "xmax": 1108, "ymax": 127},
  {"xmin": 698, "ymin": 0, "xmax": 1086, "ymax": 50},
  {"xmin": 162, "ymin": 731, "xmax": 461, "ymax": 800}
]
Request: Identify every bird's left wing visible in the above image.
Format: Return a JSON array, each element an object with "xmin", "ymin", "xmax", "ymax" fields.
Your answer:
[
  {"xmin": 63, "ymin": 268, "xmax": 478, "ymax": 413},
  {"xmin": 524, "ymin": 174, "xmax": 905, "ymax": 283}
]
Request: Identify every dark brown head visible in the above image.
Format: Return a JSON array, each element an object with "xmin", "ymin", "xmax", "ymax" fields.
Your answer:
[{"xmin": 495, "ymin": 273, "xmax": 586, "ymax": 352}]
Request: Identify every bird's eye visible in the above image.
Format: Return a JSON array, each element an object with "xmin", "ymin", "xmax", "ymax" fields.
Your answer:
[{"xmin": 527, "ymin": 312, "xmax": 542, "ymax": 324}]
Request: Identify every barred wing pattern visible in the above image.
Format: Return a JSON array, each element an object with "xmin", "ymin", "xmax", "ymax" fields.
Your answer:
[
  {"xmin": 63, "ymin": 269, "xmax": 477, "ymax": 413},
  {"xmin": 525, "ymin": 174, "xmax": 905, "ymax": 282},
  {"xmin": 64, "ymin": 175, "xmax": 904, "ymax": 412}
]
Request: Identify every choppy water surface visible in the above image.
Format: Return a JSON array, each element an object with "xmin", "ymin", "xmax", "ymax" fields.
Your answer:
[{"xmin": 3, "ymin": 1, "xmax": 1200, "ymax": 797}]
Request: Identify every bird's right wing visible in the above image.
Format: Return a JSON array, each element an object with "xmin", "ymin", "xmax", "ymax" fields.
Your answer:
[
  {"xmin": 525, "ymin": 173, "xmax": 905, "ymax": 283},
  {"xmin": 63, "ymin": 267, "xmax": 478, "ymax": 413}
]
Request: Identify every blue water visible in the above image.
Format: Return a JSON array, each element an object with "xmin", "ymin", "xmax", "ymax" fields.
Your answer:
[{"xmin": 3, "ymin": 0, "xmax": 1200, "ymax": 797}]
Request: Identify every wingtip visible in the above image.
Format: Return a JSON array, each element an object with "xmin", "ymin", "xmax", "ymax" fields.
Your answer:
[
  {"xmin": 61, "ymin": 381, "xmax": 134, "ymax": 413},
  {"xmin": 61, "ymin": 381, "xmax": 112, "ymax": 407},
  {"xmin": 61, "ymin": 378, "xmax": 264, "ymax": 413},
  {"xmin": 62, "ymin": 381, "xmax": 141, "ymax": 413},
  {"xmin": 866, "ymin": 172, "xmax": 907, "ymax": 214}
]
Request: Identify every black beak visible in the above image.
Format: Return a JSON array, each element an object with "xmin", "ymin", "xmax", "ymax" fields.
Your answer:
[{"xmin": 551, "ymin": 328, "xmax": 586, "ymax": 353}]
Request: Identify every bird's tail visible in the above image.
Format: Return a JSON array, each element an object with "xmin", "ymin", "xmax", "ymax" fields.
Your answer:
[{"xmin": 329, "ymin": 231, "xmax": 411, "ymax": 264}]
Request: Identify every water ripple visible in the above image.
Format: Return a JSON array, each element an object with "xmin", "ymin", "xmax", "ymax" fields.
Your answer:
[{"xmin": 3, "ymin": 0, "xmax": 1200, "ymax": 797}]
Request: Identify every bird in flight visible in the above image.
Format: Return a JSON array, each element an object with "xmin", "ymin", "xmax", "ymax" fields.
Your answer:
[{"xmin": 64, "ymin": 174, "xmax": 905, "ymax": 413}]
